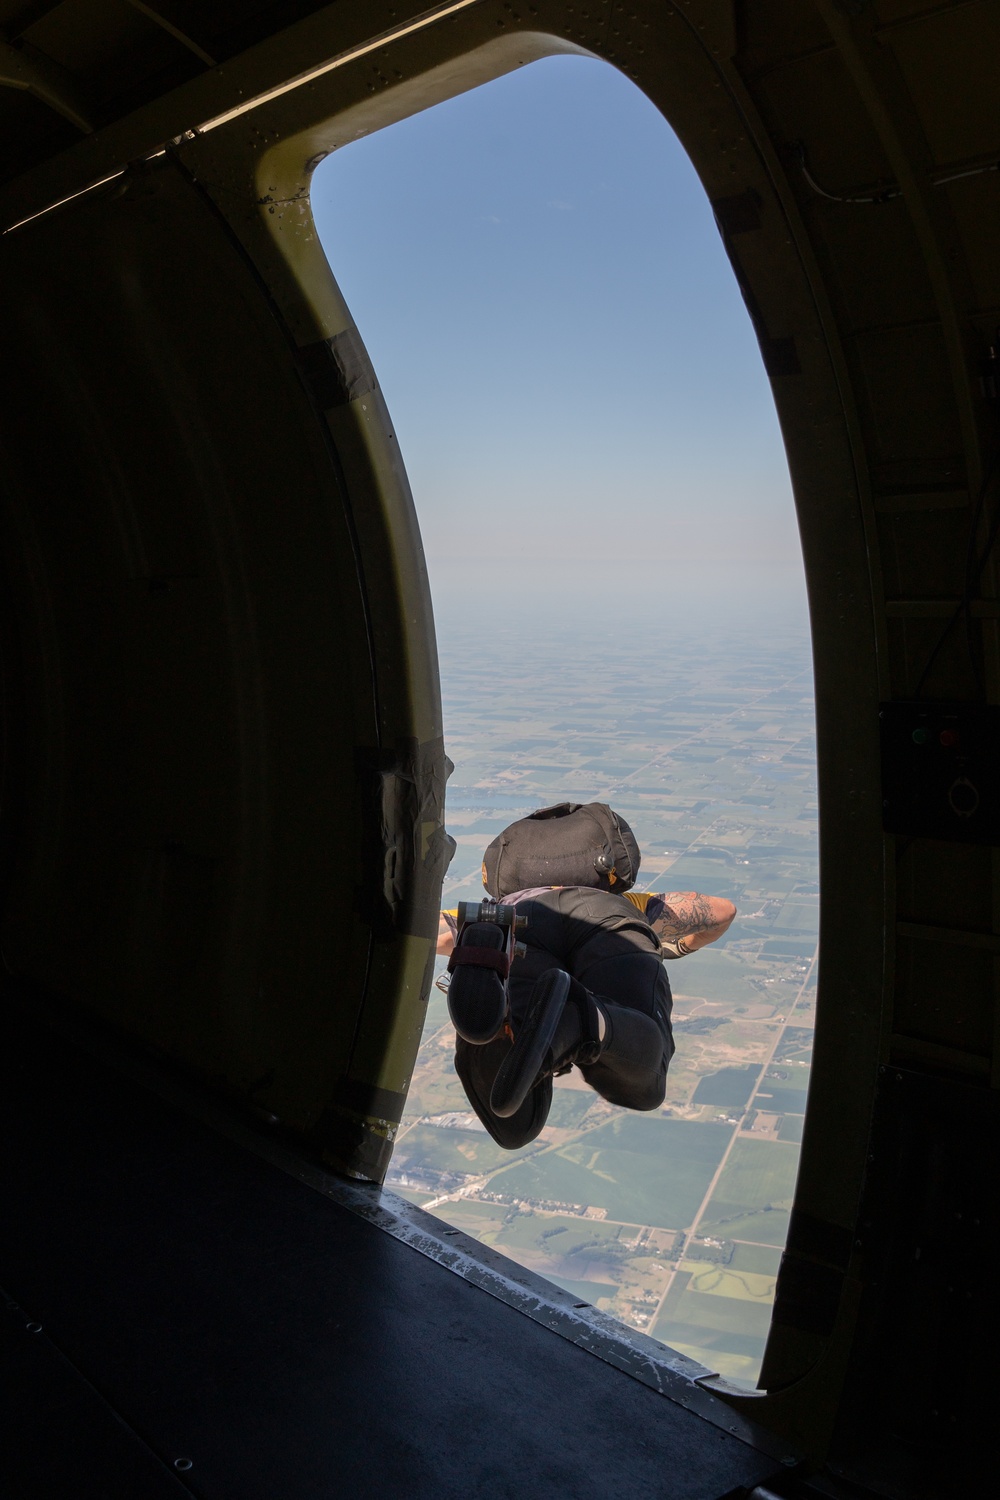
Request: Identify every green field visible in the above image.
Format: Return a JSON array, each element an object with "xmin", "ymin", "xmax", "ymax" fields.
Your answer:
[
  {"xmin": 730, "ymin": 1243, "xmax": 782, "ymax": 1275},
  {"xmin": 660, "ymin": 1292, "xmax": 774, "ymax": 1338},
  {"xmin": 693, "ymin": 1065, "xmax": 760, "ymax": 1107},
  {"xmin": 698, "ymin": 1207, "xmax": 790, "ymax": 1246},
  {"xmin": 396, "ymin": 1124, "xmax": 514, "ymax": 1177},
  {"xmin": 496, "ymin": 1118, "xmax": 730, "ymax": 1229},
  {"xmin": 754, "ymin": 1088, "xmax": 807, "ymax": 1114},
  {"xmin": 771, "ymin": 900, "xmax": 819, "ymax": 933},
  {"xmin": 775, "ymin": 1027, "xmax": 814, "ymax": 1063},
  {"xmin": 704, "ymin": 1138, "xmax": 799, "ymax": 1226},
  {"xmin": 764, "ymin": 1065, "xmax": 810, "ymax": 1090},
  {"xmin": 546, "ymin": 1088, "xmax": 597, "ymax": 1129},
  {"xmin": 682, "ymin": 1265, "xmax": 776, "ymax": 1303},
  {"xmin": 436, "ymin": 1200, "xmax": 508, "ymax": 1235},
  {"xmin": 668, "ymin": 951, "xmax": 762, "ymax": 1004},
  {"xmin": 492, "ymin": 1213, "xmax": 623, "ymax": 1257},
  {"xmin": 653, "ymin": 1268, "xmax": 776, "ymax": 1364}
]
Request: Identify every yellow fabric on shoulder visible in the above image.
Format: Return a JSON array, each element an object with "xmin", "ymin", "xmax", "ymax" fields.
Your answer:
[{"xmin": 622, "ymin": 891, "xmax": 654, "ymax": 914}]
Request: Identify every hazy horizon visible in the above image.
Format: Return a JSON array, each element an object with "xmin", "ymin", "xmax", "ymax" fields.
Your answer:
[{"xmin": 313, "ymin": 54, "xmax": 805, "ymax": 621}]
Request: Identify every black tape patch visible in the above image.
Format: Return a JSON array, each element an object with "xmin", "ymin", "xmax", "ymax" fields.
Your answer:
[
  {"xmin": 356, "ymin": 736, "xmax": 457, "ymax": 938},
  {"xmin": 711, "ymin": 190, "xmax": 761, "ymax": 236},
  {"xmin": 312, "ymin": 1104, "xmax": 396, "ymax": 1183},
  {"xmin": 297, "ymin": 325, "xmax": 377, "ymax": 410},
  {"xmin": 712, "ymin": 202, "xmax": 801, "ymax": 378},
  {"xmin": 338, "ymin": 1078, "xmax": 408, "ymax": 1124},
  {"xmin": 760, "ymin": 336, "xmax": 801, "ymax": 377}
]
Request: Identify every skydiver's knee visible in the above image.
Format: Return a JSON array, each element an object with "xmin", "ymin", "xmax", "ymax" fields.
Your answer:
[
  {"xmin": 585, "ymin": 1067, "xmax": 666, "ymax": 1112},
  {"xmin": 629, "ymin": 1071, "xmax": 668, "ymax": 1111}
]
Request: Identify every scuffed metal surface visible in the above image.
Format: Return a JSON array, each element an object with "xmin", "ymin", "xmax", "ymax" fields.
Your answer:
[
  {"xmin": 294, "ymin": 1175, "xmax": 794, "ymax": 1463},
  {"xmin": 21, "ymin": 985, "xmax": 794, "ymax": 1465}
]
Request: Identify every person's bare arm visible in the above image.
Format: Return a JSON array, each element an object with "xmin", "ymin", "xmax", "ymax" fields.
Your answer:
[
  {"xmin": 652, "ymin": 891, "xmax": 736, "ymax": 954},
  {"xmin": 437, "ymin": 911, "xmax": 456, "ymax": 956}
]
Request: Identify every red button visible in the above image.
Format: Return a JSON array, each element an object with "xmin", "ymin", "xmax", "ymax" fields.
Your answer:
[{"xmin": 939, "ymin": 729, "xmax": 959, "ymax": 747}]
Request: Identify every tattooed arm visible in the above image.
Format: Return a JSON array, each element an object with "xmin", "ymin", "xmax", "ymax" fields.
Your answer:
[
  {"xmin": 651, "ymin": 891, "xmax": 736, "ymax": 955},
  {"xmin": 437, "ymin": 910, "xmax": 457, "ymax": 956}
]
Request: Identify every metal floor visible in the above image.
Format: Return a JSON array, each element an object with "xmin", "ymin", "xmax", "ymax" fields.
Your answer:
[{"xmin": 0, "ymin": 986, "xmax": 792, "ymax": 1499}]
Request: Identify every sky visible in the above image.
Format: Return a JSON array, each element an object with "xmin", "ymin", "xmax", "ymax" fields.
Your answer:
[{"xmin": 312, "ymin": 54, "xmax": 807, "ymax": 635}]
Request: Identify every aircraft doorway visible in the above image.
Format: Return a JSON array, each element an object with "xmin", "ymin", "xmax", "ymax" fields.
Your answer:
[{"xmin": 313, "ymin": 54, "xmax": 816, "ymax": 1390}]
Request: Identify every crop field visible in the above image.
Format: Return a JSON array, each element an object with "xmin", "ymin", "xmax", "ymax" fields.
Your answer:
[
  {"xmin": 653, "ymin": 1268, "xmax": 778, "ymax": 1378},
  {"xmin": 775, "ymin": 1027, "xmax": 815, "ymax": 1063},
  {"xmin": 663, "ymin": 1290, "xmax": 775, "ymax": 1341},
  {"xmin": 496, "ymin": 1123, "xmax": 728, "ymax": 1229},
  {"xmin": 396, "ymin": 1124, "xmax": 512, "ymax": 1177},
  {"xmin": 669, "ymin": 951, "xmax": 771, "ymax": 1004},
  {"xmin": 764, "ymin": 1064, "xmax": 810, "ymax": 1089},
  {"xmin": 697, "ymin": 1207, "xmax": 791, "ymax": 1245},
  {"xmin": 730, "ymin": 1243, "xmax": 782, "ymax": 1275},
  {"xmin": 435, "ymin": 1200, "xmax": 508, "ymax": 1236},
  {"xmin": 680, "ymin": 1264, "xmax": 777, "ymax": 1303},
  {"xmin": 544, "ymin": 1090, "xmax": 597, "ymax": 1129},
  {"xmin": 693, "ymin": 1065, "xmax": 760, "ymax": 1107},
  {"xmin": 754, "ymin": 1087, "xmax": 808, "ymax": 1114},
  {"xmin": 703, "ymin": 1140, "xmax": 800, "ymax": 1227},
  {"xmin": 492, "ymin": 1213, "xmax": 624, "ymax": 1257}
]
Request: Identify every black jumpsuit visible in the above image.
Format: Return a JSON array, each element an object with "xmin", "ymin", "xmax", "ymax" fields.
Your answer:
[{"xmin": 454, "ymin": 886, "xmax": 675, "ymax": 1149}]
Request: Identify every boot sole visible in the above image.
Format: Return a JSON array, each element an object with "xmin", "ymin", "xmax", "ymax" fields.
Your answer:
[
  {"xmin": 447, "ymin": 923, "xmax": 509, "ymax": 1043},
  {"xmin": 490, "ymin": 968, "xmax": 571, "ymax": 1118}
]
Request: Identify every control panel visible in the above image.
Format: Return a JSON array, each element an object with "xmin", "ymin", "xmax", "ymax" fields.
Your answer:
[{"xmin": 880, "ymin": 701, "xmax": 1000, "ymax": 845}]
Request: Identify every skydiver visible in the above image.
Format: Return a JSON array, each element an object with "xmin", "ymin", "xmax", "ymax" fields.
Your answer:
[{"xmin": 435, "ymin": 802, "xmax": 736, "ymax": 1149}]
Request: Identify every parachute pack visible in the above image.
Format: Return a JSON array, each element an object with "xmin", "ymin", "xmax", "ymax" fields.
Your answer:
[{"xmin": 482, "ymin": 802, "xmax": 640, "ymax": 899}]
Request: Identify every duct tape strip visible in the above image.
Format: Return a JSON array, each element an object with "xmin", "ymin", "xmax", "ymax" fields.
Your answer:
[
  {"xmin": 357, "ymin": 736, "xmax": 456, "ymax": 938},
  {"xmin": 297, "ymin": 325, "xmax": 377, "ymax": 410},
  {"xmin": 710, "ymin": 193, "xmax": 801, "ymax": 378},
  {"xmin": 311, "ymin": 1099, "xmax": 399, "ymax": 1183}
]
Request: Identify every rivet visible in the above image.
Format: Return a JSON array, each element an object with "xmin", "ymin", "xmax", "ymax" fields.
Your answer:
[
  {"xmin": 174, "ymin": 1458, "xmax": 193, "ymax": 1472},
  {"xmin": 26, "ymin": 1322, "xmax": 42, "ymax": 1333}
]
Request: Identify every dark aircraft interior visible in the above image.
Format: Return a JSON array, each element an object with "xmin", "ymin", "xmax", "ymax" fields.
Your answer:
[{"xmin": 1, "ymin": 2, "xmax": 997, "ymax": 1496}]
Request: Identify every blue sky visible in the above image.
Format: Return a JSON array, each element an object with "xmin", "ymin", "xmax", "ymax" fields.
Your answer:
[{"xmin": 312, "ymin": 55, "xmax": 806, "ymax": 631}]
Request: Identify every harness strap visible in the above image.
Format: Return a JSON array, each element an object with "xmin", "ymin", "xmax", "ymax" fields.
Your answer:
[{"xmin": 447, "ymin": 945, "xmax": 512, "ymax": 977}]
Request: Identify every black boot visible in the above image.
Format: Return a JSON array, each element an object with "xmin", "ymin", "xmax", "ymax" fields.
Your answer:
[
  {"xmin": 454, "ymin": 1033, "xmax": 554, "ymax": 1149},
  {"xmin": 447, "ymin": 922, "xmax": 509, "ymax": 1043},
  {"xmin": 490, "ymin": 971, "xmax": 603, "ymax": 1119}
]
